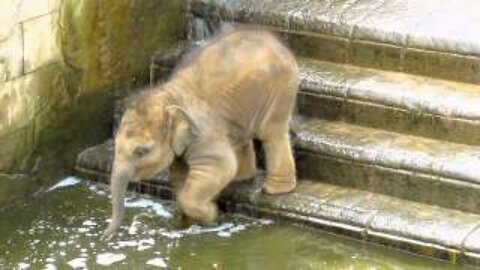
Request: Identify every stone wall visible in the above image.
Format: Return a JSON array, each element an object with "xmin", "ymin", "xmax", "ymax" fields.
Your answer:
[{"xmin": 0, "ymin": 0, "xmax": 185, "ymax": 207}]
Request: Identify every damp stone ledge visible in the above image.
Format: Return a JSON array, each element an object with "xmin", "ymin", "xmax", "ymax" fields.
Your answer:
[{"xmin": 75, "ymin": 140, "xmax": 480, "ymax": 267}]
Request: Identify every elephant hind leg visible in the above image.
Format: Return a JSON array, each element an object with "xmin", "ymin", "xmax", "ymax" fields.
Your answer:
[
  {"xmin": 234, "ymin": 140, "xmax": 257, "ymax": 181},
  {"xmin": 261, "ymin": 131, "xmax": 296, "ymax": 194}
]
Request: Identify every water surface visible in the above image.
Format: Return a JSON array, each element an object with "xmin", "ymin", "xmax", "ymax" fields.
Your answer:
[{"xmin": 0, "ymin": 177, "xmax": 465, "ymax": 269}]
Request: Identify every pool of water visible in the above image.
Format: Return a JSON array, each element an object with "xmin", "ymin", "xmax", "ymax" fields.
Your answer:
[{"xmin": 0, "ymin": 177, "xmax": 465, "ymax": 269}]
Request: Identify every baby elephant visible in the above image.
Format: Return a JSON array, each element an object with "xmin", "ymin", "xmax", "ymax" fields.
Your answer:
[{"xmin": 102, "ymin": 29, "xmax": 299, "ymax": 240}]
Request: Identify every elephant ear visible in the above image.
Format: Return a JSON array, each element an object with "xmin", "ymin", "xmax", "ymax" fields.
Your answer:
[{"xmin": 165, "ymin": 105, "xmax": 200, "ymax": 155}]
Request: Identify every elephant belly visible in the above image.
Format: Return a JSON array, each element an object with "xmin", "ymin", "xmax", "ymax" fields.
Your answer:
[
  {"xmin": 174, "ymin": 29, "xmax": 299, "ymax": 142},
  {"xmin": 216, "ymin": 71, "xmax": 295, "ymax": 143}
]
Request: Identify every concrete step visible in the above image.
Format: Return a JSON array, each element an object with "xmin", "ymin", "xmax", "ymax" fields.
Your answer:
[
  {"xmin": 190, "ymin": 0, "xmax": 480, "ymax": 84},
  {"xmin": 73, "ymin": 140, "xmax": 480, "ymax": 266},
  {"xmin": 150, "ymin": 49, "xmax": 480, "ymax": 145},
  {"xmin": 226, "ymin": 180, "xmax": 480, "ymax": 266},
  {"xmin": 298, "ymin": 58, "xmax": 480, "ymax": 145},
  {"xmin": 292, "ymin": 116, "xmax": 480, "ymax": 214}
]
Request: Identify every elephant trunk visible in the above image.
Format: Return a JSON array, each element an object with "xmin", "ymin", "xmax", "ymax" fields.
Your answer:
[{"xmin": 101, "ymin": 165, "xmax": 132, "ymax": 240}]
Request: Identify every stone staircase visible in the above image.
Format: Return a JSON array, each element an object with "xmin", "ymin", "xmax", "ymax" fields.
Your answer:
[{"xmin": 75, "ymin": 0, "xmax": 480, "ymax": 266}]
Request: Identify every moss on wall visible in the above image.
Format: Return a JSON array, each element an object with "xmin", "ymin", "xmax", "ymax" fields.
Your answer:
[
  {"xmin": 0, "ymin": 0, "xmax": 185, "ymax": 208},
  {"xmin": 59, "ymin": 0, "xmax": 185, "ymax": 92}
]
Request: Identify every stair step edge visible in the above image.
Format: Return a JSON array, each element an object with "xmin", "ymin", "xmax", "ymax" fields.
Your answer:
[
  {"xmin": 292, "ymin": 117, "xmax": 480, "ymax": 185},
  {"xmin": 299, "ymin": 58, "xmax": 480, "ymax": 122}
]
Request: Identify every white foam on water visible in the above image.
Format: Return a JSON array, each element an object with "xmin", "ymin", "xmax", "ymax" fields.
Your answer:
[
  {"xmin": 18, "ymin": 262, "xmax": 30, "ymax": 269},
  {"xmin": 117, "ymin": 240, "xmax": 138, "ymax": 248},
  {"xmin": 96, "ymin": 252, "xmax": 126, "ymax": 266},
  {"xmin": 159, "ymin": 223, "xmax": 236, "ymax": 239},
  {"xmin": 160, "ymin": 230, "xmax": 182, "ymax": 239},
  {"xmin": 78, "ymin": 227, "xmax": 90, "ymax": 233},
  {"xmin": 47, "ymin": 177, "xmax": 82, "ymax": 192},
  {"xmin": 43, "ymin": 263, "xmax": 56, "ymax": 270},
  {"xmin": 138, "ymin": 238, "xmax": 155, "ymax": 251},
  {"xmin": 213, "ymin": 220, "xmax": 272, "ymax": 238},
  {"xmin": 217, "ymin": 231, "xmax": 231, "ymax": 238},
  {"xmin": 139, "ymin": 238, "xmax": 155, "ymax": 246},
  {"xmin": 45, "ymin": 258, "xmax": 55, "ymax": 263},
  {"xmin": 67, "ymin": 258, "xmax": 87, "ymax": 269},
  {"xmin": 128, "ymin": 220, "xmax": 141, "ymax": 235},
  {"xmin": 229, "ymin": 224, "xmax": 246, "ymax": 233},
  {"xmin": 82, "ymin": 220, "xmax": 97, "ymax": 227},
  {"xmin": 146, "ymin": 258, "xmax": 167, "ymax": 268},
  {"xmin": 150, "ymin": 203, "xmax": 172, "ymax": 218},
  {"xmin": 258, "ymin": 218, "xmax": 274, "ymax": 225},
  {"xmin": 124, "ymin": 198, "xmax": 172, "ymax": 218},
  {"xmin": 89, "ymin": 184, "xmax": 107, "ymax": 196},
  {"xmin": 138, "ymin": 245, "xmax": 152, "ymax": 251},
  {"xmin": 115, "ymin": 238, "xmax": 155, "ymax": 251}
]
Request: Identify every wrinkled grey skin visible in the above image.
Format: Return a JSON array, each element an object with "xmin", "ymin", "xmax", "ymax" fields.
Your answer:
[{"xmin": 102, "ymin": 29, "xmax": 299, "ymax": 240}]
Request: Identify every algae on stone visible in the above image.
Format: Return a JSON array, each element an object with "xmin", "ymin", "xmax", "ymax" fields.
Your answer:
[
  {"xmin": 0, "ymin": 0, "xmax": 185, "ymax": 207},
  {"xmin": 58, "ymin": 0, "xmax": 185, "ymax": 92}
]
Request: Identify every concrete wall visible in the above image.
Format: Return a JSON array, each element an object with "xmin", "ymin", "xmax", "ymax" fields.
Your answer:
[{"xmin": 0, "ymin": 0, "xmax": 185, "ymax": 207}]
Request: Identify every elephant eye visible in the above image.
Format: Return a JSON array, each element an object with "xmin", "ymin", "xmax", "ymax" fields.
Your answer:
[{"xmin": 133, "ymin": 144, "xmax": 153, "ymax": 158}]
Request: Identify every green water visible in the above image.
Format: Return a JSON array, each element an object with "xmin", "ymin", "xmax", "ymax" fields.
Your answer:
[{"xmin": 0, "ymin": 177, "xmax": 466, "ymax": 269}]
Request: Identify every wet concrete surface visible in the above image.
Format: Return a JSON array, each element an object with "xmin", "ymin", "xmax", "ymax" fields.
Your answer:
[
  {"xmin": 293, "ymin": 117, "xmax": 480, "ymax": 213},
  {"xmin": 293, "ymin": 117, "xmax": 480, "ymax": 184},
  {"xmin": 297, "ymin": 58, "xmax": 480, "ymax": 145},
  {"xmin": 190, "ymin": 0, "xmax": 480, "ymax": 83}
]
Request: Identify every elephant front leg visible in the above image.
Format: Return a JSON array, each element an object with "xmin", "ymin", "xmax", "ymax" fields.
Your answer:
[
  {"xmin": 234, "ymin": 140, "xmax": 257, "ymax": 181},
  {"xmin": 262, "ymin": 133, "xmax": 296, "ymax": 194},
  {"xmin": 177, "ymin": 153, "xmax": 237, "ymax": 223}
]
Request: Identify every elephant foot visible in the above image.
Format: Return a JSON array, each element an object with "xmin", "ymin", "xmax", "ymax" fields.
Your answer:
[
  {"xmin": 263, "ymin": 174, "xmax": 296, "ymax": 194},
  {"xmin": 179, "ymin": 196, "xmax": 218, "ymax": 223},
  {"xmin": 180, "ymin": 214, "xmax": 223, "ymax": 229},
  {"xmin": 180, "ymin": 214, "xmax": 200, "ymax": 228}
]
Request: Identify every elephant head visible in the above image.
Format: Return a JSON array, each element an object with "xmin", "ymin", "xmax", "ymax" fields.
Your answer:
[{"xmin": 102, "ymin": 101, "xmax": 199, "ymax": 240}]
